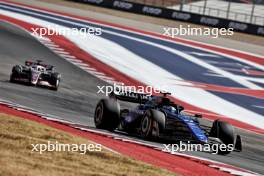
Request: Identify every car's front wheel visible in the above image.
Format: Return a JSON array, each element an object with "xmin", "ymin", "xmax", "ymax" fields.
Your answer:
[
  {"xmin": 10, "ymin": 65, "xmax": 21, "ymax": 83},
  {"xmin": 9, "ymin": 73, "xmax": 15, "ymax": 83},
  {"xmin": 50, "ymin": 73, "xmax": 60, "ymax": 91},
  {"xmin": 209, "ymin": 119, "xmax": 235, "ymax": 155}
]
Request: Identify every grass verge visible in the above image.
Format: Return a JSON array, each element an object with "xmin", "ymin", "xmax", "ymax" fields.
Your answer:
[{"xmin": 0, "ymin": 113, "xmax": 178, "ymax": 176}]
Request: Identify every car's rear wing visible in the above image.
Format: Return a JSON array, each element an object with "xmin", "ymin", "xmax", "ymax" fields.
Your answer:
[{"xmin": 109, "ymin": 91, "xmax": 150, "ymax": 104}]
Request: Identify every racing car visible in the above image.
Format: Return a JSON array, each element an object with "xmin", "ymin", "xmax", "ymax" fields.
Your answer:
[
  {"xmin": 10, "ymin": 60, "xmax": 61, "ymax": 91},
  {"xmin": 94, "ymin": 91, "xmax": 242, "ymax": 155}
]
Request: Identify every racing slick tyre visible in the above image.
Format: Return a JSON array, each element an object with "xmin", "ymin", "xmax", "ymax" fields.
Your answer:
[
  {"xmin": 10, "ymin": 65, "xmax": 21, "ymax": 83},
  {"xmin": 9, "ymin": 73, "xmax": 15, "ymax": 83},
  {"xmin": 209, "ymin": 119, "xmax": 235, "ymax": 155},
  {"xmin": 94, "ymin": 99, "xmax": 120, "ymax": 131},
  {"xmin": 140, "ymin": 109, "xmax": 164, "ymax": 139},
  {"xmin": 50, "ymin": 73, "xmax": 60, "ymax": 91}
]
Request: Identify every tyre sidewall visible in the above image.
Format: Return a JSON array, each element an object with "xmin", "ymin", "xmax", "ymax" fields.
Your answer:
[
  {"xmin": 210, "ymin": 120, "xmax": 235, "ymax": 155},
  {"xmin": 94, "ymin": 99, "xmax": 120, "ymax": 131},
  {"xmin": 140, "ymin": 110, "xmax": 153, "ymax": 138}
]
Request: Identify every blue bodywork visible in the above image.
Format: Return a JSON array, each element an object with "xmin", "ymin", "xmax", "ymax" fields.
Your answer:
[
  {"xmin": 121, "ymin": 94, "xmax": 208, "ymax": 143},
  {"xmin": 178, "ymin": 114, "xmax": 208, "ymax": 142},
  {"xmin": 162, "ymin": 108, "xmax": 208, "ymax": 143}
]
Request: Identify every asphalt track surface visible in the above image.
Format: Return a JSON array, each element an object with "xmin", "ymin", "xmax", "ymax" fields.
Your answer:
[{"xmin": 1, "ymin": 20, "xmax": 264, "ymax": 175}]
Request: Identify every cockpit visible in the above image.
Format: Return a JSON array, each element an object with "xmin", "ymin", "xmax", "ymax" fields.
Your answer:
[
  {"xmin": 163, "ymin": 106, "xmax": 178, "ymax": 113},
  {"xmin": 31, "ymin": 65, "xmax": 46, "ymax": 72},
  {"xmin": 145, "ymin": 96, "xmax": 184, "ymax": 114}
]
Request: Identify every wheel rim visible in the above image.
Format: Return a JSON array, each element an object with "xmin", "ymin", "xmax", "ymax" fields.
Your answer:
[
  {"xmin": 95, "ymin": 104, "xmax": 103, "ymax": 125},
  {"xmin": 141, "ymin": 115, "xmax": 150, "ymax": 133}
]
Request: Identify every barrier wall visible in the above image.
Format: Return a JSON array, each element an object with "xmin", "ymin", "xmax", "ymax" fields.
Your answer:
[{"xmin": 72, "ymin": 0, "xmax": 264, "ymax": 36}]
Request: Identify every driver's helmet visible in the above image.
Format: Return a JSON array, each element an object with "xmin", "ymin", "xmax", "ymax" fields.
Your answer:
[
  {"xmin": 163, "ymin": 106, "xmax": 177, "ymax": 113},
  {"xmin": 31, "ymin": 65, "xmax": 45, "ymax": 72}
]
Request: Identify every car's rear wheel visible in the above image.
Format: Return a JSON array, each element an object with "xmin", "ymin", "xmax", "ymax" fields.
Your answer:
[
  {"xmin": 94, "ymin": 99, "xmax": 120, "ymax": 131},
  {"xmin": 209, "ymin": 119, "xmax": 235, "ymax": 155}
]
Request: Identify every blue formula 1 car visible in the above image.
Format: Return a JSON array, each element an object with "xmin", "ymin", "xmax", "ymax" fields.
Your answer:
[{"xmin": 94, "ymin": 91, "xmax": 242, "ymax": 155}]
